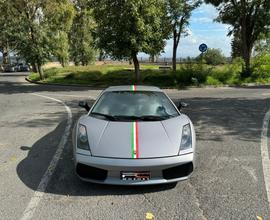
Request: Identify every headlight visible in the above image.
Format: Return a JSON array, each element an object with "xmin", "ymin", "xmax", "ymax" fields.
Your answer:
[
  {"xmin": 180, "ymin": 124, "xmax": 192, "ymax": 151},
  {"xmin": 77, "ymin": 124, "xmax": 90, "ymax": 150}
]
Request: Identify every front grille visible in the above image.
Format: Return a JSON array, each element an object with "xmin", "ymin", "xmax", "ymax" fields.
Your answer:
[
  {"xmin": 76, "ymin": 163, "xmax": 108, "ymax": 181},
  {"xmin": 162, "ymin": 162, "xmax": 193, "ymax": 180}
]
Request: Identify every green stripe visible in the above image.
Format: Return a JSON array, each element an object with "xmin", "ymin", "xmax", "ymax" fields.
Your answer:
[{"xmin": 131, "ymin": 122, "xmax": 136, "ymax": 158}]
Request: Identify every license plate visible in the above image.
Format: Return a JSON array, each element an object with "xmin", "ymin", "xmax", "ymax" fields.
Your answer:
[{"xmin": 121, "ymin": 171, "xmax": 150, "ymax": 181}]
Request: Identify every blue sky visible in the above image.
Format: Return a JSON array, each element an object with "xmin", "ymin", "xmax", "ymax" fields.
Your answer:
[{"xmin": 141, "ymin": 4, "xmax": 232, "ymax": 59}]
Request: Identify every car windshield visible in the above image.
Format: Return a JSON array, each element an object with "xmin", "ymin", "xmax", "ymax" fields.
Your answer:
[{"xmin": 90, "ymin": 91, "xmax": 179, "ymax": 121}]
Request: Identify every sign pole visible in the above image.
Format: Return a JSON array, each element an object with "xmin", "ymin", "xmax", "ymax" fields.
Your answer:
[{"xmin": 198, "ymin": 43, "xmax": 208, "ymax": 65}]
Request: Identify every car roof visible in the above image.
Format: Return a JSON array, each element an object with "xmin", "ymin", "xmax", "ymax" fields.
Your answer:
[{"xmin": 104, "ymin": 85, "xmax": 162, "ymax": 92}]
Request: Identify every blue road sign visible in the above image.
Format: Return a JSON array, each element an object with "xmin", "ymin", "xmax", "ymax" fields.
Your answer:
[{"xmin": 199, "ymin": 43, "xmax": 208, "ymax": 53}]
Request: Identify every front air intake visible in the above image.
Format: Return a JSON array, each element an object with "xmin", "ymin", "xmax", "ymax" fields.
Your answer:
[
  {"xmin": 162, "ymin": 162, "xmax": 193, "ymax": 180},
  {"xmin": 76, "ymin": 163, "xmax": 107, "ymax": 181}
]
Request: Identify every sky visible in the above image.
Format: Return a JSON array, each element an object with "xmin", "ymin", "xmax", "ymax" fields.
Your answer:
[{"xmin": 141, "ymin": 3, "xmax": 232, "ymax": 59}]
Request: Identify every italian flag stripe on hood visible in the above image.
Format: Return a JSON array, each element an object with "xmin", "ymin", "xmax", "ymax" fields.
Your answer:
[
  {"xmin": 131, "ymin": 85, "xmax": 139, "ymax": 158},
  {"xmin": 131, "ymin": 121, "xmax": 139, "ymax": 159}
]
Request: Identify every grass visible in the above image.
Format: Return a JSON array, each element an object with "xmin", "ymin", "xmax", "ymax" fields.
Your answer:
[
  {"xmin": 28, "ymin": 60, "xmax": 270, "ymax": 88},
  {"xmin": 29, "ymin": 64, "xmax": 175, "ymax": 87}
]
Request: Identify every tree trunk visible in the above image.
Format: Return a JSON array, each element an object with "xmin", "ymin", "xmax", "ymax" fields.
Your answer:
[
  {"xmin": 2, "ymin": 46, "xmax": 9, "ymax": 65},
  {"xmin": 172, "ymin": 31, "xmax": 178, "ymax": 72},
  {"xmin": 132, "ymin": 53, "xmax": 140, "ymax": 83},
  {"xmin": 172, "ymin": 41, "xmax": 177, "ymax": 72},
  {"xmin": 98, "ymin": 51, "xmax": 104, "ymax": 61},
  {"xmin": 31, "ymin": 63, "xmax": 38, "ymax": 73},
  {"xmin": 240, "ymin": 8, "xmax": 252, "ymax": 78},
  {"xmin": 60, "ymin": 58, "xmax": 67, "ymax": 67},
  {"xmin": 242, "ymin": 45, "xmax": 252, "ymax": 78},
  {"xmin": 150, "ymin": 54, "xmax": 155, "ymax": 63},
  {"xmin": 37, "ymin": 64, "xmax": 44, "ymax": 80},
  {"xmin": 241, "ymin": 28, "xmax": 251, "ymax": 77}
]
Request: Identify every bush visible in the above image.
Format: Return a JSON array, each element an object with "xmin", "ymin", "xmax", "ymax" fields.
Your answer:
[
  {"xmin": 208, "ymin": 58, "xmax": 243, "ymax": 85},
  {"xmin": 197, "ymin": 48, "xmax": 227, "ymax": 65},
  {"xmin": 175, "ymin": 63, "xmax": 210, "ymax": 86},
  {"xmin": 142, "ymin": 71, "xmax": 174, "ymax": 87},
  {"xmin": 206, "ymin": 76, "xmax": 222, "ymax": 86},
  {"xmin": 252, "ymin": 54, "xmax": 270, "ymax": 81},
  {"xmin": 210, "ymin": 68, "xmax": 231, "ymax": 83}
]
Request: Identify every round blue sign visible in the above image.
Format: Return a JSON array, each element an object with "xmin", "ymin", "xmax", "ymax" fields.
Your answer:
[{"xmin": 199, "ymin": 43, "xmax": 208, "ymax": 53}]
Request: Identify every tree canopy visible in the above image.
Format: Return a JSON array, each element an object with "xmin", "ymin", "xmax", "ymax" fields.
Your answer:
[
  {"xmin": 69, "ymin": 0, "xmax": 96, "ymax": 66},
  {"xmin": 255, "ymin": 33, "xmax": 270, "ymax": 56},
  {"xmin": 0, "ymin": 0, "xmax": 19, "ymax": 64},
  {"xmin": 6, "ymin": 0, "xmax": 75, "ymax": 78},
  {"xmin": 205, "ymin": 0, "xmax": 270, "ymax": 77},
  {"xmin": 92, "ymin": 0, "xmax": 170, "ymax": 82},
  {"xmin": 167, "ymin": 0, "xmax": 201, "ymax": 71}
]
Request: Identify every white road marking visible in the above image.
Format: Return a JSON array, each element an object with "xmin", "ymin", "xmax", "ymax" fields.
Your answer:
[
  {"xmin": 20, "ymin": 93, "xmax": 73, "ymax": 220},
  {"xmin": 261, "ymin": 107, "xmax": 270, "ymax": 209},
  {"xmin": 41, "ymin": 93, "xmax": 95, "ymax": 99}
]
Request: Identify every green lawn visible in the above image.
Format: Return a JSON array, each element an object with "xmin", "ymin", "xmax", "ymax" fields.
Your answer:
[
  {"xmin": 29, "ymin": 64, "xmax": 176, "ymax": 87},
  {"xmin": 28, "ymin": 62, "xmax": 270, "ymax": 88}
]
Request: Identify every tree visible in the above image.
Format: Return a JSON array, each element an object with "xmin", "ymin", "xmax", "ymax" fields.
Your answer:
[
  {"xmin": 10, "ymin": 0, "xmax": 74, "ymax": 79},
  {"xmin": 198, "ymin": 48, "xmax": 226, "ymax": 65},
  {"xmin": 167, "ymin": 0, "xmax": 201, "ymax": 72},
  {"xmin": 205, "ymin": 0, "xmax": 270, "ymax": 77},
  {"xmin": 52, "ymin": 31, "xmax": 70, "ymax": 67},
  {"xmin": 255, "ymin": 33, "xmax": 270, "ymax": 55},
  {"xmin": 92, "ymin": 0, "xmax": 170, "ymax": 82},
  {"xmin": 49, "ymin": 1, "xmax": 75, "ymax": 67},
  {"xmin": 0, "ymin": 1, "xmax": 18, "ymax": 64},
  {"xmin": 69, "ymin": 0, "xmax": 96, "ymax": 66},
  {"xmin": 231, "ymin": 31, "xmax": 243, "ymax": 59}
]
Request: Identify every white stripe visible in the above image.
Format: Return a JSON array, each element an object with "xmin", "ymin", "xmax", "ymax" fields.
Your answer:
[
  {"xmin": 133, "ymin": 122, "xmax": 136, "ymax": 152},
  {"xmin": 20, "ymin": 93, "xmax": 73, "ymax": 220},
  {"xmin": 39, "ymin": 93, "xmax": 96, "ymax": 99},
  {"xmin": 261, "ymin": 108, "xmax": 270, "ymax": 208}
]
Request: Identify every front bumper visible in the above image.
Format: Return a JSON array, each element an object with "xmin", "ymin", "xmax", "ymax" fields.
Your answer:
[{"xmin": 74, "ymin": 153, "xmax": 194, "ymax": 185}]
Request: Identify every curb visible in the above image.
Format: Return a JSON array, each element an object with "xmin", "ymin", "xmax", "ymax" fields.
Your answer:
[{"xmin": 25, "ymin": 77, "xmax": 107, "ymax": 89}]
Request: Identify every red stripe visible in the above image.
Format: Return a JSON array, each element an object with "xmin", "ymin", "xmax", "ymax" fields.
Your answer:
[
  {"xmin": 135, "ymin": 121, "xmax": 139, "ymax": 159},
  {"xmin": 134, "ymin": 85, "xmax": 136, "ymax": 91}
]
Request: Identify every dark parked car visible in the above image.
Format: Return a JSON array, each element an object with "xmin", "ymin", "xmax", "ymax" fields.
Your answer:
[
  {"xmin": 4, "ymin": 64, "xmax": 16, "ymax": 72},
  {"xmin": 15, "ymin": 63, "xmax": 30, "ymax": 72}
]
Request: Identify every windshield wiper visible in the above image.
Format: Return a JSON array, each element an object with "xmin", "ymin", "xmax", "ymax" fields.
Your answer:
[
  {"xmin": 112, "ymin": 115, "xmax": 173, "ymax": 121},
  {"xmin": 139, "ymin": 115, "xmax": 170, "ymax": 121},
  {"xmin": 112, "ymin": 115, "xmax": 142, "ymax": 121},
  {"xmin": 91, "ymin": 114, "xmax": 176, "ymax": 122},
  {"xmin": 90, "ymin": 112, "xmax": 117, "ymax": 121}
]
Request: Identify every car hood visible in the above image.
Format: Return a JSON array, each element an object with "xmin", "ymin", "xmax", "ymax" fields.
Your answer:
[{"xmin": 78, "ymin": 115, "xmax": 190, "ymax": 159}]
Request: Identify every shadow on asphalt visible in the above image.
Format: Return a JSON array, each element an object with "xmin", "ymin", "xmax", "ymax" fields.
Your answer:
[
  {"xmin": 16, "ymin": 96, "xmax": 270, "ymax": 196},
  {"xmin": 0, "ymin": 80, "xmax": 103, "ymax": 94},
  {"xmin": 179, "ymin": 97, "xmax": 269, "ymax": 142}
]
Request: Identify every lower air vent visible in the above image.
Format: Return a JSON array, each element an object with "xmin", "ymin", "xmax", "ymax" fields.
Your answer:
[
  {"xmin": 162, "ymin": 162, "xmax": 193, "ymax": 180},
  {"xmin": 76, "ymin": 163, "xmax": 107, "ymax": 181}
]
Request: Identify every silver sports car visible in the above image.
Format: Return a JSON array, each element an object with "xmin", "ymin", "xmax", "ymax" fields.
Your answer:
[{"xmin": 73, "ymin": 85, "xmax": 196, "ymax": 185}]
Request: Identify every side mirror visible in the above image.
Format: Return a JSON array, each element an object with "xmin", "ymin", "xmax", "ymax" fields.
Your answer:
[
  {"xmin": 79, "ymin": 101, "xmax": 90, "ymax": 112},
  {"xmin": 177, "ymin": 102, "xmax": 189, "ymax": 111}
]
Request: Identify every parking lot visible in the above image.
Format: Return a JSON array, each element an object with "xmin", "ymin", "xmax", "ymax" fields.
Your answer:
[{"xmin": 0, "ymin": 73, "xmax": 269, "ymax": 220}]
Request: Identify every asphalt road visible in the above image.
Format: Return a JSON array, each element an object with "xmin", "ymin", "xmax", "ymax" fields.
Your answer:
[{"xmin": 0, "ymin": 73, "xmax": 270, "ymax": 220}]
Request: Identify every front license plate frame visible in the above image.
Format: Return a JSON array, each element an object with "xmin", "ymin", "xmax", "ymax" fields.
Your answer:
[{"xmin": 121, "ymin": 171, "xmax": 151, "ymax": 181}]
